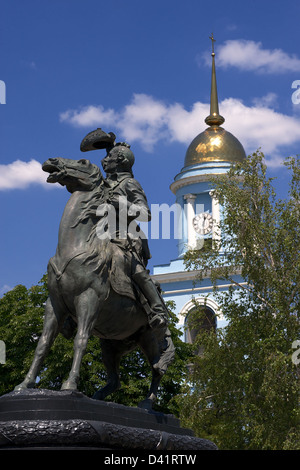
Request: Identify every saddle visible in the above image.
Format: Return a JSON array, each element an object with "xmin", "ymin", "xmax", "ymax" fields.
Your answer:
[
  {"xmin": 108, "ymin": 241, "xmax": 148, "ymax": 307},
  {"xmin": 108, "ymin": 240, "xmax": 156, "ymax": 318}
]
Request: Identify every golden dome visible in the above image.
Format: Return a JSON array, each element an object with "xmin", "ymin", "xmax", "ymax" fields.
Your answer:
[
  {"xmin": 184, "ymin": 125, "xmax": 246, "ymax": 167},
  {"xmin": 183, "ymin": 34, "xmax": 246, "ymax": 168}
]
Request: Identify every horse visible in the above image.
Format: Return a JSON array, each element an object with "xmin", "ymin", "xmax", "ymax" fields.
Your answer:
[{"xmin": 14, "ymin": 157, "xmax": 175, "ymax": 408}]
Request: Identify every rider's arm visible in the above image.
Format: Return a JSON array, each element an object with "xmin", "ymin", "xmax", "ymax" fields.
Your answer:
[{"xmin": 125, "ymin": 179, "xmax": 151, "ymax": 222}]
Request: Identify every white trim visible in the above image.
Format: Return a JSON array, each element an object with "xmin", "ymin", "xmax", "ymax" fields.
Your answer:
[
  {"xmin": 209, "ymin": 189, "xmax": 221, "ymax": 245},
  {"xmin": 152, "ymin": 269, "xmax": 204, "ymax": 283},
  {"xmin": 162, "ymin": 281, "xmax": 248, "ymax": 295},
  {"xmin": 170, "ymin": 173, "xmax": 226, "ymax": 194},
  {"xmin": 183, "ymin": 193, "xmax": 197, "ymax": 249},
  {"xmin": 152, "ymin": 266, "xmax": 242, "ymax": 284},
  {"xmin": 178, "ymin": 296, "xmax": 223, "ymax": 326}
]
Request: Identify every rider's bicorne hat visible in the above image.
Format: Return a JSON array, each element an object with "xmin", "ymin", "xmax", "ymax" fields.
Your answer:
[{"xmin": 80, "ymin": 128, "xmax": 116, "ymax": 152}]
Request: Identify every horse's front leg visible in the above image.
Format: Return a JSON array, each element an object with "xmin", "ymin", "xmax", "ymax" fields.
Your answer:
[
  {"xmin": 93, "ymin": 338, "xmax": 136, "ymax": 401},
  {"xmin": 92, "ymin": 339, "xmax": 122, "ymax": 401},
  {"xmin": 61, "ymin": 288, "xmax": 99, "ymax": 391},
  {"xmin": 15, "ymin": 297, "xmax": 65, "ymax": 391}
]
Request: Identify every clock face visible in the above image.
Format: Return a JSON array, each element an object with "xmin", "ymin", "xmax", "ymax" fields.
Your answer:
[{"xmin": 193, "ymin": 213, "xmax": 213, "ymax": 235}]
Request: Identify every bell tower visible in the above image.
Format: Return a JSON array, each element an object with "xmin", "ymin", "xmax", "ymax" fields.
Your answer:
[{"xmin": 152, "ymin": 36, "xmax": 246, "ymax": 339}]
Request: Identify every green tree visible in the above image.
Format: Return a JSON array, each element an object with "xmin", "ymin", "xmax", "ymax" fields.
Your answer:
[
  {"xmin": 0, "ymin": 276, "xmax": 48, "ymax": 395},
  {"xmin": 178, "ymin": 151, "xmax": 300, "ymax": 450},
  {"xmin": 0, "ymin": 277, "xmax": 192, "ymax": 415}
]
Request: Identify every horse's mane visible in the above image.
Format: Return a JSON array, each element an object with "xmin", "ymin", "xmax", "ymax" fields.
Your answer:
[
  {"xmin": 71, "ymin": 164, "xmax": 103, "ymax": 244},
  {"xmin": 69, "ymin": 163, "xmax": 111, "ymax": 273}
]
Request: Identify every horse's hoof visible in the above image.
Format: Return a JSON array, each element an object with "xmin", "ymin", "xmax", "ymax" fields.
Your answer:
[
  {"xmin": 14, "ymin": 383, "xmax": 26, "ymax": 391},
  {"xmin": 14, "ymin": 381, "xmax": 34, "ymax": 391},
  {"xmin": 61, "ymin": 380, "xmax": 78, "ymax": 391}
]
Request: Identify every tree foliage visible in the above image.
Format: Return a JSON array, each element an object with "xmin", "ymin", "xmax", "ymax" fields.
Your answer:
[
  {"xmin": 178, "ymin": 152, "xmax": 300, "ymax": 450},
  {"xmin": 0, "ymin": 278, "xmax": 192, "ymax": 415}
]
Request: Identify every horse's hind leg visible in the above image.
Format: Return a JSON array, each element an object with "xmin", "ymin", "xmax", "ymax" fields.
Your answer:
[
  {"xmin": 137, "ymin": 328, "xmax": 175, "ymax": 409},
  {"xmin": 135, "ymin": 328, "xmax": 163, "ymax": 409},
  {"xmin": 14, "ymin": 297, "xmax": 64, "ymax": 390}
]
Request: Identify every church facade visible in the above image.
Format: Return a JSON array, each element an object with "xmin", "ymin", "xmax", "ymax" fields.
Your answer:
[{"xmin": 152, "ymin": 40, "xmax": 247, "ymax": 341}]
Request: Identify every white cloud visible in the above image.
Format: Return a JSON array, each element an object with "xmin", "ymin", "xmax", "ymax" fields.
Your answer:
[
  {"xmin": 60, "ymin": 93, "xmax": 300, "ymax": 166},
  {"xmin": 213, "ymin": 39, "xmax": 300, "ymax": 74},
  {"xmin": 0, "ymin": 159, "xmax": 50, "ymax": 191},
  {"xmin": 119, "ymin": 94, "xmax": 170, "ymax": 150},
  {"xmin": 252, "ymin": 93, "xmax": 278, "ymax": 109},
  {"xmin": 60, "ymin": 105, "xmax": 116, "ymax": 128},
  {"xmin": 60, "ymin": 94, "xmax": 170, "ymax": 151}
]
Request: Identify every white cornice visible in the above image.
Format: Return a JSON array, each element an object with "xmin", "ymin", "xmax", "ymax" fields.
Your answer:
[
  {"xmin": 152, "ymin": 270, "xmax": 203, "ymax": 283},
  {"xmin": 170, "ymin": 173, "xmax": 226, "ymax": 194},
  {"xmin": 162, "ymin": 281, "xmax": 248, "ymax": 296},
  {"xmin": 152, "ymin": 266, "xmax": 242, "ymax": 284}
]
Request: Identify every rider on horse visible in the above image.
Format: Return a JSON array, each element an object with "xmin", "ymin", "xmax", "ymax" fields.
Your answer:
[{"xmin": 97, "ymin": 142, "xmax": 168, "ymax": 330}]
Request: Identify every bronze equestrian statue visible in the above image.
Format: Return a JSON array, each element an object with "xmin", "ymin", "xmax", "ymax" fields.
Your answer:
[{"xmin": 14, "ymin": 130, "xmax": 175, "ymax": 408}]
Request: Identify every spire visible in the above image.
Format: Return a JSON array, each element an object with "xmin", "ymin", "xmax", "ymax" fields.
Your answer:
[{"xmin": 205, "ymin": 34, "xmax": 225, "ymax": 127}]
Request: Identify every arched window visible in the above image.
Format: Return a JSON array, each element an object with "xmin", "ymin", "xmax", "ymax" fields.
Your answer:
[{"xmin": 185, "ymin": 306, "xmax": 216, "ymax": 354}]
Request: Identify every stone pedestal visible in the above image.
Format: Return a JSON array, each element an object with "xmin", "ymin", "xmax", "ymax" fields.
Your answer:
[{"xmin": 0, "ymin": 389, "xmax": 217, "ymax": 450}]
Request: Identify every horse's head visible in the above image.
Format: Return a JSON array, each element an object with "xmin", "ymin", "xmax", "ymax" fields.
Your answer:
[{"xmin": 42, "ymin": 157, "xmax": 102, "ymax": 192}]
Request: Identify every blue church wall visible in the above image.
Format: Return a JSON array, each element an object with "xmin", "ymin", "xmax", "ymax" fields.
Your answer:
[
  {"xmin": 175, "ymin": 181, "xmax": 212, "ymax": 199},
  {"xmin": 195, "ymin": 192, "xmax": 211, "ymax": 213}
]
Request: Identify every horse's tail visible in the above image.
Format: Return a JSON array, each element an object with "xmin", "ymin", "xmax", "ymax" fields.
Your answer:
[{"xmin": 153, "ymin": 327, "xmax": 175, "ymax": 375}]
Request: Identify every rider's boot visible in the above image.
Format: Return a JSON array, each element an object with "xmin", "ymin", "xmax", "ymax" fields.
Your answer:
[{"xmin": 132, "ymin": 270, "xmax": 168, "ymax": 329}]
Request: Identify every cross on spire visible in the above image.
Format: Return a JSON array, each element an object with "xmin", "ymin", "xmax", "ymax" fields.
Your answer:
[
  {"xmin": 205, "ymin": 33, "xmax": 225, "ymax": 127},
  {"xmin": 209, "ymin": 33, "xmax": 216, "ymax": 56}
]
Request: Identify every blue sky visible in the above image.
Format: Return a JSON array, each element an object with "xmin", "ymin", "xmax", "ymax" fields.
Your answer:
[{"xmin": 1, "ymin": 0, "xmax": 300, "ymax": 294}]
